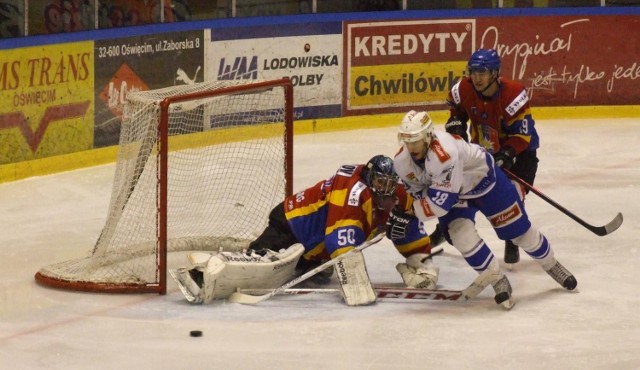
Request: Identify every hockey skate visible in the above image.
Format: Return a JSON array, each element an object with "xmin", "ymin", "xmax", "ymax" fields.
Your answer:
[
  {"xmin": 545, "ymin": 261, "xmax": 577, "ymax": 290},
  {"xmin": 312, "ymin": 265, "xmax": 334, "ymax": 285},
  {"xmin": 504, "ymin": 240, "xmax": 520, "ymax": 265},
  {"xmin": 492, "ymin": 274, "xmax": 515, "ymax": 310}
]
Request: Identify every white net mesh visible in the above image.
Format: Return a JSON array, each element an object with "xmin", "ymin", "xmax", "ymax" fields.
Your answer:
[{"xmin": 36, "ymin": 79, "xmax": 292, "ymax": 293}]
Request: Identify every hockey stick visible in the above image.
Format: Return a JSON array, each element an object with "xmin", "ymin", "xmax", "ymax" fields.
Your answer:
[
  {"xmin": 239, "ymin": 287, "xmax": 465, "ymax": 301},
  {"xmin": 228, "ymin": 233, "xmax": 385, "ymax": 305},
  {"xmin": 238, "ymin": 268, "xmax": 497, "ymax": 303},
  {"xmin": 503, "ymin": 168, "xmax": 623, "ymax": 236},
  {"xmin": 429, "ymin": 244, "xmax": 444, "ymax": 257}
]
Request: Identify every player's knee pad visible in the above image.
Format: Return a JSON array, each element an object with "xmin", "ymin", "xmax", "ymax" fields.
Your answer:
[
  {"xmin": 448, "ymin": 218, "xmax": 482, "ymax": 254},
  {"xmin": 511, "ymin": 226, "xmax": 540, "ymax": 251},
  {"xmin": 512, "ymin": 226, "xmax": 555, "ymax": 269}
]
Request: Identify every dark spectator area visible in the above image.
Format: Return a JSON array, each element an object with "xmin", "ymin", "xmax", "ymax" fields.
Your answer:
[{"xmin": 1, "ymin": 0, "xmax": 639, "ymax": 38}]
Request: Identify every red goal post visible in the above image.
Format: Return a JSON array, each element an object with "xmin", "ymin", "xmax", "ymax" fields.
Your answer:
[{"xmin": 35, "ymin": 78, "xmax": 294, "ymax": 294}]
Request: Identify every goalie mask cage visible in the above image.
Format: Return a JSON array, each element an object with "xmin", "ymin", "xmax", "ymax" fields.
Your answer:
[{"xmin": 35, "ymin": 78, "xmax": 294, "ymax": 294}]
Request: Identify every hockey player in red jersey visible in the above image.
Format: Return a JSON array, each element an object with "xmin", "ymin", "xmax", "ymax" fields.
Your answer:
[
  {"xmin": 444, "ymin": 48, "xmax": 540, "ymax": 266},
  {"xmin": 172, "ymin": 155, "xmax": 439, "ymax": 306}
]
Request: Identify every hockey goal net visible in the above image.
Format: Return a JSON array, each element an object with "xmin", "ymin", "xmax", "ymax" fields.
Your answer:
[{"xmin": 35, "ymin": 78, "xmax": 294, "ymax": 294}]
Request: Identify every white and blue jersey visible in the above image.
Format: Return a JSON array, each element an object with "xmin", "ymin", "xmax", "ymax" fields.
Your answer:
[{"xmin": 394, "ymin": 131, "xmax": 531, "ymax": 241}]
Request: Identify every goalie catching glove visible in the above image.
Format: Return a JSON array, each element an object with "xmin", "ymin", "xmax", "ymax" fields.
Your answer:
[
  {"xmin": 171, "ymin": 245, "xmax": 304, "ymax": 304},
  {"xmin": 386, "ymin": 207, "xmax": 414, "ymax": 240},
  {"xmin": 396, "ymin": 253, "xmax": 440, "ymax": 289}
]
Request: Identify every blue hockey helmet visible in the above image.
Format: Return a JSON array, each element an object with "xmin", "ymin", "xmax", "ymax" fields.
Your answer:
[
  {"xmin": 363, "ymin": 155, "xmax": 399, "ymax": 208},
  {"xmin": 467, "ymin": 48, "xmax": 501, "ymax": 73}
]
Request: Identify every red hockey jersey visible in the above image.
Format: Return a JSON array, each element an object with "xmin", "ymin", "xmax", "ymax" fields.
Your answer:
[
  {"xmin": 447, "ymin": 76, "xmax": 539, "ymax": 155},
  {"xmin": 284, "ymin": 164, "xmax": 431, "ymax": 260}
]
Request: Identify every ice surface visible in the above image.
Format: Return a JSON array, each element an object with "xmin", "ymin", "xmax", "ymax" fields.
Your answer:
[{"xmin": 1, "ymin": 118, "xmax": 639, "ymax": 370}]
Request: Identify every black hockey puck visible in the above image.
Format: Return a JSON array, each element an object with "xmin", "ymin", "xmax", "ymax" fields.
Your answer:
[{"xmin": 190, "ymin": 330, "xmax": 203, "ymax": 337}]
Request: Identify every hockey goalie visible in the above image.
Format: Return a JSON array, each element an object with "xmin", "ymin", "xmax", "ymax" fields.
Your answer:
[{"xmin": 171, "ymin": 154, "xmax": 442, "ymax": 306}]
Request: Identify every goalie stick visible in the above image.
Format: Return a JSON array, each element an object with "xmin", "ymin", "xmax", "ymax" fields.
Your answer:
[
  {"xmin": 503, "ymin": 168, "xmax": 623, "ymax": 236},
  {"xmin": 236, "ymin": 267, "xmax": 498, "ymax": 304},
  {"xmin": 227, "ymin": 233, "xmax": 385, "ymax": 305},
  {"xmin": 239, "ymin": 287, "xmax": 465, "ymax": 301}
]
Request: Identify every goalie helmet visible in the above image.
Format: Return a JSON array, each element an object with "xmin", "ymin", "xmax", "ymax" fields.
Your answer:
[
  {"xmin": 467, "ymin": 48, "xmax": 501, "ymax": 74},
  {"xmin": 398, "ymin": 110, "xmax": 434, "ymax": 145},
  {"xmin": 362, "ymin": 155, "xmax": 399, "ymax": 210}
]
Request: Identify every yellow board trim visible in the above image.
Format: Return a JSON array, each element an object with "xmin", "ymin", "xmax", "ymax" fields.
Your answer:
[{"xmin": 1, "ymin": 105, "xmax": 637, "ymax": 183}]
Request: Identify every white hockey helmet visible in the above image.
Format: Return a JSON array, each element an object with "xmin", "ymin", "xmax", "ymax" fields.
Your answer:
[{"xmin": 397, "ymin": 110, "xmax": 434, "ymax": 145}]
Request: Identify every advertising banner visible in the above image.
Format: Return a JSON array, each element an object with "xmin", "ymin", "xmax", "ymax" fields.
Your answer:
[
  {"xmin": 479, "ymin": 15, "xmax": 638, "ymax": 107},
  {"xmin": 344, "ymin": 19, "xmax": 474, "ymax": 115},
  {"xmin": 207, "ymin": 27, "xmax": 343, "ymax": 120},
  {"xmin": 343, "ymin": 14, "xmax": 638, "ymax": 115},
  {"xmin": 0, "ymin": 41, "xmax": 93, "ymax": 165},
  {"xmin": 94, "ymin": 29, "xmax": 204, "ymax": 147}
]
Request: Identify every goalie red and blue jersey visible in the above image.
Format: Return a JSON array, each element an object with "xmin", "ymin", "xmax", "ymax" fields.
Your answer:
[{"xmin": 284, "ymin": 164, "xmax": 431, "ymax": 260}]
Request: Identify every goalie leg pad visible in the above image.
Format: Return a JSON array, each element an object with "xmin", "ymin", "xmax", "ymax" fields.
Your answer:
[
  {"xmin": 188, "ymin": 251, "xmax": 215, "ymax": 267},
  {"xmin": 171, "ymin": 253, "xmax": 226, "ymax": 304},
  {"xmin": 205, "ymin": 244, "xmax": 305, "ymax": 300},
  {"xmin": 336, "ymin": 250, "xmax": 376, "ymax": 306},
  {"xmin": 175, "ymin": 245, "xmax": 305, "ymax": 303},
  {"xmin": 170, "ymin": 268, "xmax": 204, "ymax": 304},
  {"xmin": 201, "ymin": 255, "xmax": 227, "ymax": 303}
]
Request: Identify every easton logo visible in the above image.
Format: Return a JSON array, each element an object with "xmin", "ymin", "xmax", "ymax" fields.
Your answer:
[{"xmin": 0, "ymin": 101, "xmax": 91, "ymax": 153}]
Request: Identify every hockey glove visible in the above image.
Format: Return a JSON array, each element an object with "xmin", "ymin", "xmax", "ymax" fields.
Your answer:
[
  {"xmin": 396, "ymin": 253, "xmax": 440, "ymax": 289},
  {"xmin": 386, "ymin": 208, "xmax": 413, "ymax": 240},
  {"xmin": 444, "ymin": 117, "xmax": 469, "ymax": 142},
  {"xmin": 493, "ymin": 146, "xmax": 516, "ymax": 170}
]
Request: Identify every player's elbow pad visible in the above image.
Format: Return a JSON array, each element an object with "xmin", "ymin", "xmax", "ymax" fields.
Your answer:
[
  {"xmin": 425, "ymin": 189, "xmax": 459, "ymax": 217},
  {"xmin": 412, "ymin": 198, "xmax": 443, "ymax": 221}
]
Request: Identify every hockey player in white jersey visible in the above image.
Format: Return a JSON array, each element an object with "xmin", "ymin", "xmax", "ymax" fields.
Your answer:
[{"xmin": 387, "ymin": 110, "xmax": 577, "ymax": 309}]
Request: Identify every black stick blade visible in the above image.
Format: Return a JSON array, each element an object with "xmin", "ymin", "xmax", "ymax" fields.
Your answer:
[{"xmin": 592, "ymin": 212, "xmax": 623, "ymax": 236}]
